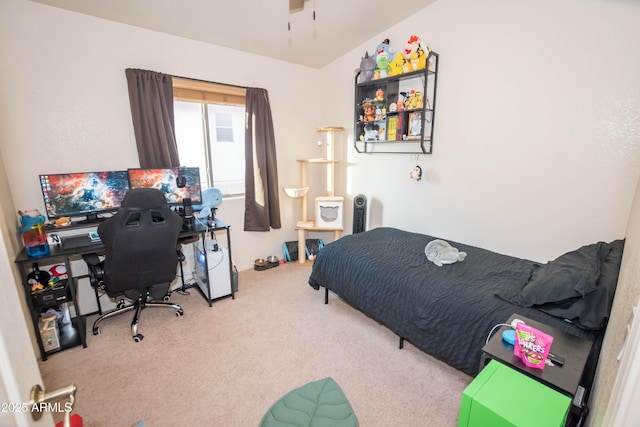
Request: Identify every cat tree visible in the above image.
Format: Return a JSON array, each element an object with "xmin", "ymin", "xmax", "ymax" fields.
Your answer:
[{"xmin": 283, "ymin": 127, "xmax": 344, "ymax": 264}]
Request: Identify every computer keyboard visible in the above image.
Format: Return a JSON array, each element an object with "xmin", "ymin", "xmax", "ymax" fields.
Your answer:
[{"xmin": 61, "ymin": 235, "xmax": 101, "ymax": 250}]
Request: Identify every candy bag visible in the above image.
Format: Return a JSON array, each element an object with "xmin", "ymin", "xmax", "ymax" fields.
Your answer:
[{"xmin": 514, "ymin": 323, "xmax": 553, "ymax": 369}]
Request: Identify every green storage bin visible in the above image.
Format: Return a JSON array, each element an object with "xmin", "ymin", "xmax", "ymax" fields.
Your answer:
[{"xmin": 459, "ymin": 360, "xmax": 571, "ymax": 427}]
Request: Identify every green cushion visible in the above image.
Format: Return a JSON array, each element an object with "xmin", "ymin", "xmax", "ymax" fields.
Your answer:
[{"xmin": 259, "ymin": 377, "xmax": 359, "ymax": 427}]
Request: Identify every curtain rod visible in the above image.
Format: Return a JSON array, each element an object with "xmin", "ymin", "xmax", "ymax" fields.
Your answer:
[{"xmin": 172, "ymin": 75, "xmax": 248, "ymax": 90}]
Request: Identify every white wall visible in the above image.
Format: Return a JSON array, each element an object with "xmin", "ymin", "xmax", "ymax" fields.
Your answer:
[
  {"xmin": 319, "ymin": 0, "xmax": 640, "ymax": 425},
  {"xmin": 594, "ymin": 173, "xmax": 640, "ymax": 426},
  {"xmin": 322, "ymin": 0, "xmax": 640, "ymax": 263},
  {"xmin": 0, "ymin": 0, "xmax": 324, "ymax": 271}
]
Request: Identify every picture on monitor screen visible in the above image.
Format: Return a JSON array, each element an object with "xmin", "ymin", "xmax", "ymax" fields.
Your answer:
[
  {"xmin": 39, "ymin": 170, "xmax": 130, "ymax": 221},
  {"xmin": 127, "ymin": 167, "xmax": 202, "ymax": 205}
]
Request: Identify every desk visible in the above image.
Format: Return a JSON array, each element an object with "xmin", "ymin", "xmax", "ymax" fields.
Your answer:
[
  {"xmin": 15, "ymin": 218, "xmax": 233, "ymax": 360},
  {"xmin": 480, "ymin": 314, "xmax": 593, "ymax": 425}
]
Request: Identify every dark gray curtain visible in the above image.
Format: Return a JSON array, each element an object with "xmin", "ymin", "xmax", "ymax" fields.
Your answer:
[
  {"xmin": 125, "ymin": 68, "xmax": 180, "ymax": 168},
  {"xmin": 244, "ymin": 88, "xmax": 281, "ymax": 231}
]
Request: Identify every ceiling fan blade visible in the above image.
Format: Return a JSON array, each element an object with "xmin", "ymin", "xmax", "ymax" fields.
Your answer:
[{"xmin": 289, "ymin": 0, "xmax": 305, "ymax": 13}]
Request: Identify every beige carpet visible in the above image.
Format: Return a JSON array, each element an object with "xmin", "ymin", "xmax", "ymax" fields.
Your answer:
[{"xmin": 39, "ymin": 263, "xmax": 471, "ymax": 426}]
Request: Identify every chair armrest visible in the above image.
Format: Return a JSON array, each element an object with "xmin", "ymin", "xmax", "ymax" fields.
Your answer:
[
  {"xmin": 82, "ymin": 253, "xmax": 104, "ymax": 287},
  {"xmin": 82, "ymin": 253, "xmax": 101, "ymax": 267}
]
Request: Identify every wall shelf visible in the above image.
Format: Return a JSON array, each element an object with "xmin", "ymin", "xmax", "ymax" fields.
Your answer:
[{"xmin": 354, "ymin": 51, "xmax": 439, "ymax": 154}]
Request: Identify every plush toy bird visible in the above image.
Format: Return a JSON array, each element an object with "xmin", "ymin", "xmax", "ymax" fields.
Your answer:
[{"xmin": 425, "ymin": 239, "xmax": 467, "ymax": 266}]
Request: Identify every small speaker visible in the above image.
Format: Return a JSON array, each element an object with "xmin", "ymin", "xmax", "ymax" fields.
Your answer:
[{"xmin": 353, "ymin": 194, "xmax": 367, "ymax": 234}]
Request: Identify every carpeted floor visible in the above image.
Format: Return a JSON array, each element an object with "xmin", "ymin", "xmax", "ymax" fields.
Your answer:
[{"xmin": 39, "ymin": 263, "xmax": 471, "ymax": 426}]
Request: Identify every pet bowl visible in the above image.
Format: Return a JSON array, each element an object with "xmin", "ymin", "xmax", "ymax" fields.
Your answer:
[
  {"xmin": 267, "ymin": 255, "xmax": 279, "ymax": 263},
  {"xmin": 254, "ymin": 258, "xmax": 267, "ymax": 267}
]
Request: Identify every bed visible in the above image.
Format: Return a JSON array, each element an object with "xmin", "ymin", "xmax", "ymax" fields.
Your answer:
[{"xmin": 308, "ymin": 227, "xmax": 624, "ymax": 381}]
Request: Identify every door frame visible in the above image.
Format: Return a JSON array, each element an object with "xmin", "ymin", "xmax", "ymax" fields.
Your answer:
[{"xmin": 0, "ymin": 201, "xmax": 53, "ymax": 426}]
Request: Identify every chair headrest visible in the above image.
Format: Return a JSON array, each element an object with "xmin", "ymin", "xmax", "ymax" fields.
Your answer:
[{"xmin": 121, "ymin": 188, "xmax": 168, "ymax": 209}]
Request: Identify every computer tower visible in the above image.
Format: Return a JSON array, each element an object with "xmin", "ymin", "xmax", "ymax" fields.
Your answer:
[
  {"xmin": 353, "ymin": 194, "xmax": 367, "ymax": 234},
  {"xmin": 193, "ymin": 239, "xmax": 232, "ymax": 301}
]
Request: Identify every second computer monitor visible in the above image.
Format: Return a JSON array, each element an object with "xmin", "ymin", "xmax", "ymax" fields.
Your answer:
[{"xmin": 128, "ymin": 167, "xmax": 202, "ymax": 205}]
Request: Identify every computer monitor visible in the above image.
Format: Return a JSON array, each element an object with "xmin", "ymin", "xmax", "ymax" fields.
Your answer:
[
  {"xmin": 127, "ymin": 167, "xmax": 202, "ymax": 205},
  {"xmin": 39, "ymin": 170, "xmax": 130, "ymax": 223}
]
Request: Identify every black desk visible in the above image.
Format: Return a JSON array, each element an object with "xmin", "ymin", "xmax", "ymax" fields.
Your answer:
[
  {"xmin": 15, "ymin": 218, "xmax": 233, "ymax": 360},
  {"xmin": 480, "ymin": 314, "xmax": 593, "ymax": 424}
]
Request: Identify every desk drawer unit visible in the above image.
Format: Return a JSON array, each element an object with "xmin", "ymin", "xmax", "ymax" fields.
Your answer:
[
  {"xmin": 459, "ymin": 360, "xmax": 571, "ymax": 427},
  {"xmin": 31, "ymin": 280, "xmax": 69, "ymax": 308}
]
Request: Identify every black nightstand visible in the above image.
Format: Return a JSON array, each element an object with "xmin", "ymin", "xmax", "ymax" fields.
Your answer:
[{"xmin": 480, "ymin": 314, "xmax": 593, "ymax": 424}]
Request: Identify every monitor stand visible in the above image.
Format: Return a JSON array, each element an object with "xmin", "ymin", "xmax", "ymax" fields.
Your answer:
[{"xmin": 78, "ymin": 213, "xmax": 106, "ymax": 225}]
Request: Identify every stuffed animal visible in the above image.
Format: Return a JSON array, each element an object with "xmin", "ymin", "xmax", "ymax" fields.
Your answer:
[
  {"xmin": 362, "ymin": 101, "xmax": 375, "ymax": 122},
  {"xmin": 375, "ymin": 52, "xmax": 391, "ymax": 79},
  {"xmin": 425, "ymin": 239, "xmax": 467, "ymax": 266},
  {"xmin": 405, "ymin": 90, "xmax": 424, "ymax": 110},
  {"xmin": 374, "ymin": 39, "xmax": 392, "ymax": 65},
  {"xmin": 404, "ymin": 35, "xmax": 431, "ymax": 72},
  {"xmin": 52, "ymin": 217, "xmax": 71, "ymax": 227},
  {"xmin": 357, "ymin": 51, "xmax": 376, "ymax": 83},
  {"xmin": 388, "ymin": 52, "xmax": 408, "ymax": 76},
  {"xmin": 402, "ymin": 35, "xmax": 421, "ymax": 72}
]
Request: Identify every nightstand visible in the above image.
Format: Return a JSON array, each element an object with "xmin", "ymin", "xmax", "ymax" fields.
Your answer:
[
  {"xmin": 460, "ymin": 360, "xmax": 572, "ymax": 427},
  {"xmin": 479, "ymin": 314, "xmax": 593, "ymax": 425}
]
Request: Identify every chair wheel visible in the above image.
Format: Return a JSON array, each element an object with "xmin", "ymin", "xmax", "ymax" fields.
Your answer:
[
  {"xmin": 163, "ymin": 295, "xmax": 171, "ymax": 302},
  {"xmin": 117, "ymin": 301, "xmax": 126, "ymax": 309},
  {"xmin": 133, "ymin": 334, "xmax": 144, "ymax": 342},
  {"xmin": 93, "ymin": 327, "xmax": 101, "ymax": 335},
  {"xmin": 176, "ymin": 309, "xmax": 184, "ymax": 317}
]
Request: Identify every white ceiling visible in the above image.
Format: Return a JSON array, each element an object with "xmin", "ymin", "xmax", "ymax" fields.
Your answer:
[{"xmin": 28, "ymin": 0, "xmax": 437, "ymax": 69}]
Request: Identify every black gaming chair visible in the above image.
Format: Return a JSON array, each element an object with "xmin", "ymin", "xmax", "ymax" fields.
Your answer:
[{"xmin": 83, "ymin": 188, "xmax": 184, "ymax": 342}]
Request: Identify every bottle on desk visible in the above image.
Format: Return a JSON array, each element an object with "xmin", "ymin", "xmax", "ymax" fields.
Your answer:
[{"xmin": 19, "ymin": 210, "xmax": 50, "ymax": 257}]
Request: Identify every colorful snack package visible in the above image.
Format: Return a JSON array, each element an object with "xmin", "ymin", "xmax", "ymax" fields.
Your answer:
[{"xmin": 514, "ymin": 322, "xmax": 553, "ymax": 369}]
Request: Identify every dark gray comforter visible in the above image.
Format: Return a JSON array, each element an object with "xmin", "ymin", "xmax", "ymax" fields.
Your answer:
[{"xmin": 308, "ymin": 227, "xmax": 622, "ymax": 376}]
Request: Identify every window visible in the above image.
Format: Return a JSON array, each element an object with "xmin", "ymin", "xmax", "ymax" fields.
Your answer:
[
  {"xmin": 214, "ymin": 112, "xmax": 234, "ymax": 142},
  {"xmin": 172, "ymin": 78, "xmax": 246, "ymax": 197}
]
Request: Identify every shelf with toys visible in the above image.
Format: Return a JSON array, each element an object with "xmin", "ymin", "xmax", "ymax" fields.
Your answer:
[{"xmin": 354, "ymin": 35, "xmax": 438, "ymax": 154}]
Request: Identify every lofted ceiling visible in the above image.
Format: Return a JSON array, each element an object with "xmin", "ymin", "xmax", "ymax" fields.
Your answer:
[{"xmin": 28, "ymin": 0, "xmax": 437, "ymax": 69}]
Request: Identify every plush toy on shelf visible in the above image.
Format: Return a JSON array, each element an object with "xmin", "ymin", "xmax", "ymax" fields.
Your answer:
[
  {"xmin": 362, "ymin": 101, "xmax": 376, "ymax": 122},
  {"xmin": 403, "ymin": 35, "xmax": 431, "ymax": 72},
  {"xmin": 374, "ymin": 39, "xmax": 392, "ymax": 64},
  {"xmin": 405, "ymin": 90, "xmax": 424, "ymax": 110},
  {"xmin": 357, "ymin": 51, "xmax": 376, "ymax": 83},
  {"xmin": 374, "ymin": 52, "xmax": 391, "ymax": 79},
  {"xmin": 373, "ymin": 38, "xmax": 393, "ymax": 79},
  {"xmin": 388, "ymin": 52, "xmax": 408, "ymax": 76}
]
